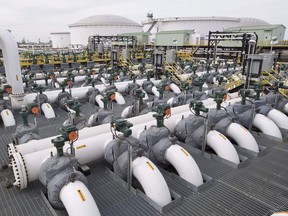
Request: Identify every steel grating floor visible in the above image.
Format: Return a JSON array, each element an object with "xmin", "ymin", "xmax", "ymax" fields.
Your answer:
[{"xmin": 1, "ymin": 101, "xmax": 288, "ymax": 215}]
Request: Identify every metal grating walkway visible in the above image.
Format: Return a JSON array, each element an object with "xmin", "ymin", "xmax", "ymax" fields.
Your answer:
[{"xmin": 0, "ymin": 102, "xmax": 288, "ymax": 215}]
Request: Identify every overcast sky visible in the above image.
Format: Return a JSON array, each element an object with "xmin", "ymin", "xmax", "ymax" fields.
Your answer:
[{"xmin": 0, "ymin": 0, "xmax": 287, "ymax": 42}]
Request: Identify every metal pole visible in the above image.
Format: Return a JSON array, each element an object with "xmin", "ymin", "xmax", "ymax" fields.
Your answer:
[{"xmin": 127, "ymin": 143, "xmax": 132, "ymax": 191}]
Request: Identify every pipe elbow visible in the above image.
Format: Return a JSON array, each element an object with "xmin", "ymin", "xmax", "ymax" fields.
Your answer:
[
  {"xmin": 253, "ymin": 113, "xmax": 282, "ymax": 141},
  {"xmin": 132, "ymin": 156, "xmax": 171, "ymax": 206},
  {"xmin": 207, "ymin": 130, "xmax": 240, "ymax": 164},
  {"xmin": 226, "ymin": 123, "xmax": 259, "ymax": 153},
  {"xmin": 60, "ymin": 181, "xmax": 101, "ymax": 216},
  {"xmin": 165, "ymin": 144, "xmax": 203, "ymax": 186},
  {"xmin": 267, "ymin": 109, "xmax": 288, "ymax": 130}
]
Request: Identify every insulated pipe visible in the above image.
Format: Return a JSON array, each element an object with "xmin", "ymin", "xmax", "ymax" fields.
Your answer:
[
  {"xmin": 59, "ymin": 181, "xmax": 101, "ymax": 216},
  {"xmin": 132, "ymin": 156, "xmax": 171, "ymax": 206},
  {"xmin": 253, "ymin": 113, "xmax": 283, "ymax": 141},
  {"xmin": 206, "ymin": 130, "xmax": 240, "ymax": 164},
  {"xmin": 1, "ymin": 109, "xmax": 16, "ymax": 127},
  {"xmin": 267, "ymin": 109, "xmax": 288, "ymax": 130},
  {"xmin": 41, "ymin": 103, "xmax": 56, "ymax": 119},
  {"xmin": 226, "ymin": 123, "xmax": 259, "ymax": 152},
  {"xmin": 165, "ymin": 145, "xmax": 203, "ymax": 186}
]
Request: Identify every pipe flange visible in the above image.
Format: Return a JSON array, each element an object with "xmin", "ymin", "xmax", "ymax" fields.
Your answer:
[
  {"xmin": 7, "ymin": 143, "xmax": 16, "ymax": 157},
  {"xmin": 11, "ymin": 152, "xmax": 28, "ymax": 190}
]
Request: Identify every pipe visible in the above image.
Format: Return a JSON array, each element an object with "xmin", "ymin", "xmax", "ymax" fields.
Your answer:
[
  {"xmin": 226, "ymin": 123, "xmax": 259, "ymax": 152},
  {"xmin": 114, "ymin": 92, "xmax": 125, "ymax": 105},
  {"xmin": 25, "ymin": 78, "xmax": 162, "ymax": 104},
  {"xmin": 12, "ymin": 132, "xmax": 113, "ymax": 188},
  {"xmin": 0, "ymin": 29, "xmax": 24, "ymax": 95},
  {"xmin": 164, "ymin": 144, "xmax": 203, "ymax": 186},
  {"xmin": 284, "ymin": 103, "xmax": 288, "ymax": 114},
  {"xmin": 1, "ymin": 109, "xmax": 16, "ymax": 127},
  {"xmin": 253, "ymin": 113, "xmax": 283, "ymax": 141},
  {"xmin": 95, "ymin": 95, "xmax": 104, "ymax": 108},
  {"xmin": 267, "ymin": 109, "xmax": 288, "ymax": 130},
  {"xmin": 151, "ymin": 86, "xmax": 159, "ymax": 97},
  {"xmin": 132, "ymin": 156, "xmax": 171, "ymax": 206},
  {"xmin": 59, "ymin": 181, "xmax": 101, "ymax": 216},
  {"xmin": 206, "ymin": 130, "xmax": 240, "ymax": 164},
  {"xmin": 170, "ymin": 83, "xmax": 181, "ymax": 94},
  {"xmin": 7, "ymin": 94, "xmax": 240, "ymax": 157},
  {"xmin": 41, "ymin": 103, "xmax": 56, "ymax": 119},
  {"xmin": 0, "ymin": 29, "xmax": 26, "ymax": 109}
]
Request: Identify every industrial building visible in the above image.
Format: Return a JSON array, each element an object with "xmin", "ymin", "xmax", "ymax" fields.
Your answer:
[
  {"xmin": 68, "ymin": 15, "xmax": 142, "ymax": 45},
  {"xmin": 50, "ymin": 32, "xmax": 71, "ymax": 49},
  {"xmin": 224, "ymin": 24, "xmax": 286, "ymax": 46}
]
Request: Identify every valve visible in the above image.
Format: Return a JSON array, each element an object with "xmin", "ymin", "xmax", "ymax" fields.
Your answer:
[
  {"xmin": 132, "ymin": 88, "xmax": 145, "ymax": 104},
  {"xmin": 198, "ymin": 75, "xmax": 206, "ymax": 91},
  {"xmin": 239, "ymin": 89, "xmax": 252, "ymax": 105},
  {"xmin": 253, "ymin": 84, "xmax": 263, "ymax": 101},
  {"xmin": 0, "ymin": 85, "xmax": 12, "ymax": 100},
  {"xmin": 51, "ymin": 136, "xmax": 66, "ymax": 157},
  {"xmin": 213, "ymin": 91, "xmax": 227, "ymax": 110},
  {"xmin": 192, "ymin": 65, "xmax": 198, "ymax": 74},
  {"xmin": 101, "ymin": 94, "xmax": 109, "ymax": 110},
  {"xmin": 66, "ymin": 99, "xmax": 81, "ymax": 117},
  {"xmin": 58, "ymin": 124, "xmax": 78, "ymax": 142},
  {"xmin": 157, "ymin": 83, "xmax": 169, "ymax": 100},
  {"xmin": 216, "ymin": 75, "xmax": 227, "ymax": 86},
  {"xmin": 189, "ymin": 100, "xmax": 208, "ymax": 116},
  {"xmin": 152, "ymin": 103, "xmax": 171, "ymax": 127},
  {"xmin": 27, "ymin": 102, "xmax": 40, "ymax": 115},
  {"xmin": 20, "ymin": 105, "xmax": 29, "ymax": 127},
  {"xmin": 274, "ymin": 81, "xmax": 288, "ymax": 94},
  {"xmin": 110, "ymin": 118, "xmax": 133, "ymax": 137}
]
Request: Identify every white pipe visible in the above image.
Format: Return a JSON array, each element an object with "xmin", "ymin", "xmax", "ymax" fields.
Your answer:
[
  {"xmin": 151, "ymin": 86, "xmax": 159, "ymax": 97},
  {"xmin": 121, "ymin": 106, "xmax": 131, "ymax": 118},
  {"xmin": 284, "ymin": 103, "xmax": 288, "ymax": 114},
  {"xmin": 170, "ymin": 83, "xmax": 181, "ymax": 94},
  {"xmin": 18, "ymin": 132, "xmax": 113, "ymax": 183},
  {"xmin": 267, "ymin": 109, "xmax": 288, "ymax": 130},
  {"xmin": 165, "ymin": 145, "xmax": 203, "ymax": 186},
  {"xmin": 142, "ymin": 89, "xmax": 149, "ymax": 100},
  {"xmin": 271, "ymin": 212, "xmax": 288, "ymax": 216},
  {"xmin": 226, "ymin": 123, "xmax": 259, "ymax": 152},
  {"xmin": 1, "ymin": 109, "xmax": 16, "ymax": 127},
  {"xmin": 95, "ymin": 95, "xmax": 104, "ymax": 108},
  {"xmin": 132, "ymin": 156, "xmax": 171, "ymax": 206},
  {"xmin": 25, "ymin": 79, "xmax": 161, "ymax": 104},
  {"xmin": 206, "ymin": 130, "xmax": 240, "ymax": 164},
  {"xmin": 8, "ymin": 95, "xmax": 241, "ymax": 157},
  {"xmin": 0, "ymin": 29, "xmax": 24, "ymax": 95},
  {"xmin": 59, "ymin": 181, "xmax": 101, "ymax": 216},
  {"xmin": 253, "ymin": 113, "xmax": 283, "ymax": 141},
  {"xmin": 41, "ymin": 103, "xmax": 56, "ymax": 119},
  {"xmin": 114, "ymin": 92, "xmax": 125, "ymax": 105}
]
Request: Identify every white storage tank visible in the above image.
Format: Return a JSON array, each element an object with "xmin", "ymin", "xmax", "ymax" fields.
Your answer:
[
  {"xmin": 50, "ymin": 32, "xmax": 71, "ymax": 48},
  {"xmin": 69, "ymin": 14, "xmax": 142, "ymax": 45},
  {"xmin": 142, "ymin": 15, "xmax": 270, "ymax": 38}
]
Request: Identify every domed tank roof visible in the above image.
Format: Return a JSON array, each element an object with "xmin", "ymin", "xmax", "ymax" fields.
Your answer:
[
  {"xmin": 69, "ymin": 15, "xmax": 142, "ymax": 27},
  {"xmin": 238, "ymin": 17, "xmax": 270, "ymax": 26}
]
